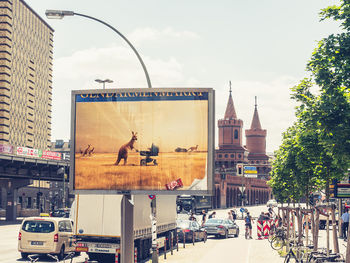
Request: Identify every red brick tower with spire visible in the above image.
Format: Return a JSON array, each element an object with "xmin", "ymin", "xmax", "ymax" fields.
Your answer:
[
  {"xmin": 245, "ymin": 97, "xmax": 270, "ymax": 177},
  {"xmin": 215, "ymin": 82, "xmax": 246, "ymax": 168}
]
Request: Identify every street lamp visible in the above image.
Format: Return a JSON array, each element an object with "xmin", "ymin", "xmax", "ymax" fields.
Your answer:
[
  {"xmin": 45, "ymin": 10, "xmax": 152, "ymax": 89},
  {"xmin": 95, "ymin": 78, "xmax": 113, "ymax": 89}
]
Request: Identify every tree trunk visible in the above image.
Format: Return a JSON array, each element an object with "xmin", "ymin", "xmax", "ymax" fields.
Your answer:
[
  {"xmin": 296, "ymin": 208, "xmax": 303, "ymax": 245},
  {"xmin": 311, "ymin": 209, "xmax": 315, "ymax": 250},
  {"xmin": 286, "ymin": 208, "xmax": 290, "ymax": 251},
  {"xmin": 326, "ymin": 210, "xmax": 330, "ymax": 256},
  {"xmin": 346, "ymin": 223, "xmax": 350, "ymax": 263},
  {"xmin": 314, "ymin": 209, "xmax": 320, "ymax": 251},
  {"xmin": 331, "ymin": 206, "xmax": 339, "ymax": 254},
  {"xmin": 305, "ymin": 214, "xmax": 309, "ymax": 246}
]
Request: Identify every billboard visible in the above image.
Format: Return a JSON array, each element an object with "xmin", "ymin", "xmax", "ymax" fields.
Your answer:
[{"xmin": 71, "ymin": 88, "xmax": 214, "ymax": 195}]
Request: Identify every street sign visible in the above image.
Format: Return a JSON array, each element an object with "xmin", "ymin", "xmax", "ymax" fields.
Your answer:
[
  {"xmin": 238, "ymin": 187, "xmax": 246, "ymax": 193},
  {"xmin": 244, "ymin": 166, "xmax": 257, "ymax": 174},
  {"xmin": 148, "ymin": 195, "xmax": 156, "ymax": 200},
  {"xmin": 333, "ymin": 183, "xmax": 350, "ymax": 198},
  {"xmin": 240, "ymin": 208, "xmax": 245, "ymax": 213}
]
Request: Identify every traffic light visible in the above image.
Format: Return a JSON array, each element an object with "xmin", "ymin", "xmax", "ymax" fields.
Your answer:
[{"xmin": 236, "ymin": 163, "xmax": 243, "ymax": 176}]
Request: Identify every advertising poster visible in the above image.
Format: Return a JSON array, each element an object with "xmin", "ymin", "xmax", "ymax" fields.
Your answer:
[{"xmin": 72, "ymin": 88, "xmax": 214, "ymax": 194}]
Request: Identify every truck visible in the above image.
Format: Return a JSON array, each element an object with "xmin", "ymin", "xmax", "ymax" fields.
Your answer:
[
  {"xmin": 70, "ymin": 194, "xmax": 177, "ymax": 262},
  {"xmin": 176, "ymin": 195, "xmax": 212, "ymax": 214}
]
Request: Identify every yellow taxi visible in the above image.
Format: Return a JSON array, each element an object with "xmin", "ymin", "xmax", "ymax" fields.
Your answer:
[{"xmin": 18, "ymin": 216, "xmax": 75, "ymax": 259}]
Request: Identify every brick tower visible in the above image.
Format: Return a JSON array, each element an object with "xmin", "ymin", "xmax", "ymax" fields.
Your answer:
[
  {"xmin": 215, "ymin": 82, "xmax": 246, "ymax": 169},
  {"xmin": 245, "ymin": 97, "xmax": 269, "ymax": 177}
]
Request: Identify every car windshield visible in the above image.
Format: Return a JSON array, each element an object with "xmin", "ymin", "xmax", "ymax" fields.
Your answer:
[
  {"xmin": 22, "ymin": 220, "xmax": 55, "ymax": 233},
  {"xmin": 206, "ymin": 219, "xmax": 223, "ymax": 224},
  {"xmin": 177, "ymin": 221, "xmax": 191, "ymax": 229}
]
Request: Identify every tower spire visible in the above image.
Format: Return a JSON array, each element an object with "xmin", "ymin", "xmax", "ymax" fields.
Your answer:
[
  {"xmin": 224, "ymin": 80, "xmax": 237, "ymax": 119},
  {"xmin": 250, "ymin": 96, "xmax": 262, "ymax": 130}
]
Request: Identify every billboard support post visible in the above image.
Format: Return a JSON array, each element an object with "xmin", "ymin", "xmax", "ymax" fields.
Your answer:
[
  {"xmin": 151, "ymin": 197, "xmax": 158, "ymax": 263},
  {"xmin": 121, "ymin": 194, "xmax": 134, "ymax": 263}
]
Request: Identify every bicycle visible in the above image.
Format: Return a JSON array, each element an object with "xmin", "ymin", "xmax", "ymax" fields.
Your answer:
[
  {"xmin": 27, "ymin": 254, "xmax": 39, "ymax": 263},
  {"xmin": 48, "ymin": 252, "xmax": 76, "ymax": 263},
  {"xmin": 284, "ymin": 246, "xmax": 306, "ymax": 263}
]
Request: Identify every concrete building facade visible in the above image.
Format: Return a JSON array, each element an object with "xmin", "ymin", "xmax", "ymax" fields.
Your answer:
[{"xmin": 0, "ymin": 0, "xmax": 53, "ymax": 149}]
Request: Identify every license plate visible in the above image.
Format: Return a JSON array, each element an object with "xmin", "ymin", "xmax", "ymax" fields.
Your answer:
[{"xmin": 31, "ymin": 241, "xmax": 44, "ymax": 246}]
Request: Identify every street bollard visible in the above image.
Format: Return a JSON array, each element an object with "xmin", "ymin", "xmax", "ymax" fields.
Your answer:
[
  {"xmin": 164, "ymin": 238, "xmax": 167, "ymax": 259},
  {"xmin": 183, "ymin": 230, "xmax": 185, "ymax": 248},
  {"xmin": 192, "ymin": 231, "xmax": 195, "ymax": 246},
  {"xmin": 170, "ymin": 232, "xmax": 173, "ymax": 255},
  {"xmin": 176, "ymin": 232, "xmax": 179, "ymax": 251}
]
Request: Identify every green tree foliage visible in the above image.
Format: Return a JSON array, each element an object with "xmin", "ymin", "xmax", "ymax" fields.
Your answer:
[{"xmin": 269, "ymin": 0, "xmax": 350, "ymax": 201}]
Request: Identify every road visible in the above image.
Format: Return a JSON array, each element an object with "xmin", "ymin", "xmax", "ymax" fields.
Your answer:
[{"xmin": 0, "ymin": 205, "xmax": 347, "ymax": 263}]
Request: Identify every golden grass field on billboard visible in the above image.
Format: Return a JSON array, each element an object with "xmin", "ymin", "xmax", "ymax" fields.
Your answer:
[{"xmin": 71, "ymin": 88, "xmax": 214, "ymax": 195}]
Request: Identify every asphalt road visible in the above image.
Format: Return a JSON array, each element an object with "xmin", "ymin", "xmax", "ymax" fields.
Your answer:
[{"xmin": 0, "ymin": 205, "xmax": 347, "ymax": 263}]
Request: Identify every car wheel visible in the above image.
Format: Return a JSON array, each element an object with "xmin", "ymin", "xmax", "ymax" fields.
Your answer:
[
  {"xmin": 58, "ymin": 245, "xmax": 65, "ymax": 260},
  {"xmin": 21, "ymin": 253, "xmax": 28, "ymax": 259},
  {"xmin": 224, "ymin": 230, "xmax": 228, "ymax": 239},
  {"xmin": 235, "ymin": 229, "xmax": 239, "ymax": 237}
]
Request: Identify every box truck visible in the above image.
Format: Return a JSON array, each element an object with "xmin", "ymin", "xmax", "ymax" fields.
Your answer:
[
  {"xmin": 176, "ymin": 195, "xmax": 212, "ymax": 214},
  {"xmin": 71, "ymin": 194, "xmax": 177, "ymax": 262}
]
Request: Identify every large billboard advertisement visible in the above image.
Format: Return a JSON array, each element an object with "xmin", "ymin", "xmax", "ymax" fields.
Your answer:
[{"xmin": 71, "ymin": 88, "xmax": 214, "ymax": 195}]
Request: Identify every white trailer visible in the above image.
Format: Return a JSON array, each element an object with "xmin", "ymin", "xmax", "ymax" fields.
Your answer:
[{"xmin": 71, "ymin": 194, "xmax": 177, "ymax": 262}]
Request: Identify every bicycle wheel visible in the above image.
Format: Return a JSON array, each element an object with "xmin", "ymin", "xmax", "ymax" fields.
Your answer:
[
  {"xmin": 284, "ymin": 254, "xmax": 298, "ymax": 263},
  {"xmin": 271, "ymin": 236, "xmax": 284, "ymax": 250}
]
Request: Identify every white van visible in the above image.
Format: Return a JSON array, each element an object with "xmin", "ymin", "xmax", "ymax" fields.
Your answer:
[{"xmin": 18, "ymin": 217, "xmax": 75, "ymax": 259}]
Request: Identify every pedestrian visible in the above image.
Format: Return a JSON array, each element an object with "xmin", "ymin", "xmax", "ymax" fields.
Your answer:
[
  {"xmin": 201, "ymin": 210, "xmax": 207, "ymax": 226},
  {"xmin": 189, "ymin": 212, "xmax": 196, "ymax": 221},
  {"xmin": 258, "ymin": 212, "xmax": 266, "ymax": 221},
  {"xmin": 208, "ymin": 211, "xmax": 216, "ymax": 219},
  {"xmin": 341, "ymin": 209, "xmax": 349, "ymax": 240},
  {"xmin": 231, "ymin": 209, "xmax": 237, "ymax": 220},
  {"xmin": 245, "ymin": 212, "xmax": 254, "ymax": 239},
  {"xmin": 228, "ymin": 211, "xmax": 233, "ymax": 221}
]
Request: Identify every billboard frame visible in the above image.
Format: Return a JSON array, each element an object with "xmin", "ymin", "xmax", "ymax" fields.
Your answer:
[{"xmin": 70, "ymin": 87, "xmax": 215, "ymax": 196}]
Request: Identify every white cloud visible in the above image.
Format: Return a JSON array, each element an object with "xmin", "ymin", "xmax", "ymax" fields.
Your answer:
[
  {"xmin": 128, "ymin": 27, "xmax": 200, "ymax": 44},
  {"xmin": 52, "ymin": 44, "xmax": 298, "ymax": 154},
  {"xmin": 51, "ymin": 45, "xmax": 200, "ymax": 141}
]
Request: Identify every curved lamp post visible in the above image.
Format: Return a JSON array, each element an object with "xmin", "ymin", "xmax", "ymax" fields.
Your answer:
[
  {"xmin": 95, "ymin": 78, "xmax": 113, "ymax": 89},
  {"xmin": 45, "ymin": 10, "xmax": 152, "ymax": 88}
]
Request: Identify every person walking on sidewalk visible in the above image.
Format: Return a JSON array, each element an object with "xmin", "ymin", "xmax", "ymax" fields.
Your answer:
[
  {"xmin": 245, "ymin": 212, "xmax": 254, "ymax": 239},
  {"xmin": 201, "ymin": 210, "xmax": 207, "ymax": 226},
  {"xmin": 341, "ymin": 209, "xmax": 349, "ymax": 240}
]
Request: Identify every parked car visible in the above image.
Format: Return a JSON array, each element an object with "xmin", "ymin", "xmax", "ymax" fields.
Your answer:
[
  {"xmin": 18, "ymin": 217, "xmax": 75, "ymax": 259},
  {"xmin": 176, "ymin": 219, "xmax": 207, "ymax": 242},
  {"xmin": 203, "ymin": 218, "xmax": 239, "ymax": 238},
  {"xmin": 50, "ymin": 208, "xmax": 70, "ymax": 218},
  {"xmin": 266, "ymin": 199, "xmax": 278, "ymax": 207}
]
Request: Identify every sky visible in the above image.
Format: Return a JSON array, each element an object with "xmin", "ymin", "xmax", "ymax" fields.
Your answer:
[{"xmin": 28, "ymin": 0, "xmax": 342, "ymax": 153}]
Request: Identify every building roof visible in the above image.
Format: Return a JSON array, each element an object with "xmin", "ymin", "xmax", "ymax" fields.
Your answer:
[{"xmin": 224, "ymin": 83, "xmax": 237, "ymax": 119}]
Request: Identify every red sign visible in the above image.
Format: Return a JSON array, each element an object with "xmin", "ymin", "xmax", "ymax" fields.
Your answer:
[
  {"xmin": 165, "ymin": 178, "xmax": 183, "ymax": 191},
  {"xmin": 42, "ymin": 150, "xmax": 62, "ymax": 160},
  {"xmin": 148, "ymin": 195, "xmax": 156, "ymax": 200}
]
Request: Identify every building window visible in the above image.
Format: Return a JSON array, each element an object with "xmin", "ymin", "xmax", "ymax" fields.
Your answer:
[
  {"xmin": 230, "ymin": 154, "xmax": 234, "ymax": 158},
  {"xmin": 234, "ymin": 130, "xmax": 238, "ymax": 139},
  {"xmin": 238, "ymin": 154, "xmax": 241, "ymax": 159},
  {"xmin": 218, "ymin": 154, "xmax": 222, "ymax": 158},
  {"xmin": 256, "ymin": 161, "xmax": 260, "ymax": 164},
  {"xmin": 224, "ymin": 154, "xmax": 228, "ymax": 158}
]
